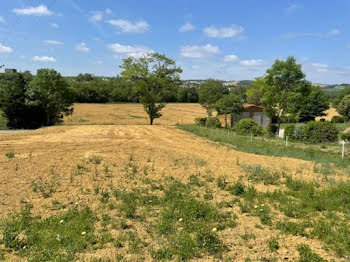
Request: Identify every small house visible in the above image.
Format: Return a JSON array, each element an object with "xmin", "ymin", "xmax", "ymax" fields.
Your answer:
[
  {"xmin": 5, "ymin": 68, "xmax": 17, "ymax": 74},
  {"xmin": 218, "ymin": 104, "xmax": 270, "ymax": 128},
  {"xmin": 232, "ymin": 104, "xmax": 270, "ymax": 127}
]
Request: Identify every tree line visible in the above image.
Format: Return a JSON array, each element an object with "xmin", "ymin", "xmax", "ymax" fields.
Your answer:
[{"xmin": 1, "ymin": 53, "xmax": 349, "ymax": 129}]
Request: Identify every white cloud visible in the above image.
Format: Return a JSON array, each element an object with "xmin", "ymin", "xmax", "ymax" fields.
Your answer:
[
  {"xmin": 43, "ymin": 40, "xmax": 63, "ymax": 45},
  {"xmin": 0, "ymin": 16, "xmax": 5, "ymax": 23},
  {"xmin": 0, "ymin": 44, "xmax": 13, "ymax": 53},
  {"xmin": 108, "ymin": 43, "xmax": 153, "ymax": 58},
  {"xmin": 105, "ymin": 8, "xmax": 112, "ymax": 15},
  {"xmin": 90, "ymin": 11, "xmax": 103, "ymax": 23},
  {"xmin": 286, "ymin": 4, "xmax": 301, "ymax": 14},
  {"xmin": 203, "ymin": 25, "xmax": 244, "ymax": 38},
  {"xmin": 51, "ymin": 23, "xmax": 59, "ymax": 28},
  {"xmin": 179, "ymin": 22, "xmax": 195, "ymax": 32},
  {"xmin": 33, "ymin": 56, "xmax": 56, "ymax": 62},
  {"xmin": 107, "ymin": 19, "xmax": 150, "ymax": 33},
  {"xmin": 76, "ymin": 42, "xmax": 90, "ymax": 52},
  {"xmin": 283, "ymin": 29, "xmax": 340, "ymax": 39},
  {"xmin": 328, "ymin": 29, "xmax": 340, "ymax": 36},
  {"xmin": 13, "ymin": 5, "xmax": 53, "ymax": 16},
  {"xmin": 316, "ymin": 68, "xmax": 328, "ymax": 72},
  {"xmin": 180, "ymin": 44, "xmax": 220, "ymax": 58},
  {"xmin": 240, "ymin": 59, "xmax": 263, "ymax": 66},
  {"xmin": 224, "ymin": 54, "xmax": 239, "ymax": 62},
  {"xmin": 312, "ymin": 63, "xmax": 328, "ymax": 68}
]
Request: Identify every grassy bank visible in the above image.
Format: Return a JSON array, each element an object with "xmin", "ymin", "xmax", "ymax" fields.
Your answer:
[{"xmin": 179, "ymin": 124, "xmax": 350, "ymax": 170}]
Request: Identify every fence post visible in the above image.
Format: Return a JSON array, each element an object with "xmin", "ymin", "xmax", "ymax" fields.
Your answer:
[
  {"xmin": 342, "ymin": 141, "xmax": 345, "ymax": 159},
  {"xmin": 286, "ymin": 136, "xmax": 288, "ymax": 147}
]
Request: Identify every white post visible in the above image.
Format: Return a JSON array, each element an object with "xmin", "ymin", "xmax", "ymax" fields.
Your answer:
[
  {"xmin": 342, "ymin": 141, "xmax": 345, "ymax": 159},
  {"xmin": 286, "ymin": 136, "xmax": 288, "ymax": 147}
]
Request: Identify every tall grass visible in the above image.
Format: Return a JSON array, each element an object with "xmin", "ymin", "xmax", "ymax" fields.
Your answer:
[{"xmin": 179, "ymin": 124, "xmax": 350, "ymax": 169}]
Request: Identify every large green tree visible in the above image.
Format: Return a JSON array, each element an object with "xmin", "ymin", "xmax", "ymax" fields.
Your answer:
[
  {"xmin": 262, "ymin": 56, "xmax": 309, "ymax": 132},
  {"xmin": 215, "ymin": 93, "xmax": 243, "ymax": 128},
  {"xmin": 198, "ymin": 79, "xmax": 223, "ymax": 117},
  {"xmin": 26, "ymin": 69, "xmax": 74, "ymax": 126},
  {"xmin": 120, "ymin": 53, "xmax": 182, "ymax": 125}
]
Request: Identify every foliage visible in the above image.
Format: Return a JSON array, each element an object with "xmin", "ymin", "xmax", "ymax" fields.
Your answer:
[
  {"xmin": 302, "ymin": 121, "xmax": 338, "ymax": 143},
  {"xmin": 297, "ymin": 87, "xmax": 329, "ymax": 122},
  {"xmin": 246, "ymin": 77, "xmax": 266, "ymax": 105},
  {"xmin": 297, "ymin": 245, "xmax": 328, "ymax": 262},
  {"xmin": 284, "ymin": 124, "xmax": 295, "ymax": 139},
  {"xmin": 26, "ymin": 69, "xmax": 74, "ymax": 126},
  {"xmin": 262, "ymin": 57, "xmax": 310, "ymax": 131},
  {"xmin": 337, "ymin": 95, "xmax": 350, "ymax": 119},
  {"xmin": 206, "ymin": 117, "xmax": 221, "ymax": 128},
  {"xmin": 199, "ymin": 79, "xmax": 224, "ymax": 117},
  {"xmin": 194, "ymin": 117, "xmax": 207, "ymax": 126},
  {"xmin": 3, "ymin": 206, "xmax": 96, "ymax": 261},
  {"xmin": 266, "ymin": 123, "xmax": 278, "ymax": 136},
  {"xmin": 340, "ymin": 132, "xmax": 350, "ymax": 142},
  {"xmin": 0, "ymin": 72, "xmax": 46, "ymax": 129},
  {"xmin": 215, "ymin": 93, "xmax": 243, "ymax": 128},
  {"xmin": 331, "ymin": 115, "xmax": 347, "ymax": 123},
  {"xmin": 120, "ymin": 53, "xmax": 182, "ymax": 125},
  {"xmin": 333, "ymin": 87, "xmax": 350, "ymax": 107},
  {"xmin": 235, "ymin": 118, "xmax": 263, "ymax": 136}
]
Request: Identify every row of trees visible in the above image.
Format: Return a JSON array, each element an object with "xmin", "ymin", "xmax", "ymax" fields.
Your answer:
[
  {"xmin": 0, "ymin": 69, "xmax": 74, "ymax": 128},
  {"xmin": 1, "ymin": 53, "xmax": 346, "ymax": 129},
  {"xmin": 196, "ymin": 57, "xmax": 330, "ymax": 132}
]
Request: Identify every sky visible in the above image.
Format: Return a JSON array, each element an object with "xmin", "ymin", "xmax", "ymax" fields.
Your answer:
[{"xmin": 0, "ymin": 0, "xmax": 349, "ymax": 84}]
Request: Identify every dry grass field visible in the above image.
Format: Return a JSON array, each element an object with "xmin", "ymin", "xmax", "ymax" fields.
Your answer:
[
  {"xmin": 63, "ymin": 103, "xmax": 207, "ymax": 126},
  {"xmin": 0, "ymin": 123, "xmax": 348, "ymax": 261}
]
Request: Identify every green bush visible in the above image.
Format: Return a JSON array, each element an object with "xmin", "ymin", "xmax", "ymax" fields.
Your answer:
[
  {"xmin": 331, "ymin": 115, "xmax": 347, "ymax": 123},
  {"xmin": 340, "ymin": 132, "xmax": 350, "ymax": 142},
  {"xmin": 266, "ymin": 123, "xmax": 278, "ymax": 136},
  {"xmin": 284, "ymin": 124, "xmax": 295, "ymax": 139},
  {"xmin": 194, "ymin": 117, "xmax": 207, "ymax": 126},
  {"xmin": 302, "ymin": 121, "xmax": 338, "ymax": 143},
  {"xmin": 206, "ymin": 117, "xmax": 221, "ymax": 128},
  {"xmin": 235, "ymin": 118, "xmax": 263, "ymax": 136}
]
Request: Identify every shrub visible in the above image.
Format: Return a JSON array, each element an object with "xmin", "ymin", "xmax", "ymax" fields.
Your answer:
[
  {"xmin": 337, "ymin": 95, "xmax": 350, "ymax": 119},
  {"xmin": 194, "ymin": 117, "xmax": 207, "ymax": 126},
  {"xmin": 284, "ymin": 124, "xmax": 295, "ymax": 139},
  {"xmin": 302, "ymin": 121, "xmax": 338, "ymax": 143},
  {"xmin": 206, "ymin": 117, "xmax": 221, "ymax": 128},
  {"xmin": 294, "ymin": 124, "xmax": 305, "ymax": 141},
  {"xmin": 235, "ymin": 118, "xmax": 263, "ymax": 136},
  {"xmin": 340, "ymin": 132, "xmax": 350, "ymax": 142},
  {"xmin": 266, "ymin": 123, "xmax": 278, "ymax": 136},
  {"xmin": 331, "ymin": 115, "xmax": 347, "ymax": 123}
]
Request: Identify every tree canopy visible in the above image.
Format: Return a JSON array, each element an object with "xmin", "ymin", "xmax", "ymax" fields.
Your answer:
[
  {"xmin": 198, "ymin": 79, "xmax": 224, "ymax": 117},
  {"xmin": 120, "ymin": 53, "xmax": 182, "ymax": 125},
  {"xmin": 215, "ymin": 93, "xmax": 243, "ymax": 128}
]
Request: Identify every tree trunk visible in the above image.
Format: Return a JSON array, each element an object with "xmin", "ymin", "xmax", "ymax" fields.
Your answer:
[
  {"xmin": 150, "ymin": 117, "xmax": 153, "ymax": 125},
  {"xmin": 277, "ymin": 116, "xmax": 281, "ymax": 138}
]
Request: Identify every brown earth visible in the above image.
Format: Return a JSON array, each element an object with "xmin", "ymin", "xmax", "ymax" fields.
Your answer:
[{"xmin": 0, "ymin": 125, "xmax": 345, "ymax": 261}]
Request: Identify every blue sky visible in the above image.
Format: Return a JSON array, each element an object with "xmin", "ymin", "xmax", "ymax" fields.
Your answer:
[{"xmin": 0, "ymin": 0, "xmax": 349, "ymax": 84}]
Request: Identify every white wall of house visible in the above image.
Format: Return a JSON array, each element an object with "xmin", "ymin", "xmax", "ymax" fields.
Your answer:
[{"xmin": 233, "ymin": 111, "xmax": 270, "ymax": 127}]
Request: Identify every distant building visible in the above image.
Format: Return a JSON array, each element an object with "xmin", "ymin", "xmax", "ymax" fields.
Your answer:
[
  {"xmin": 5, "ymin": 68, "xmax": 17, "ymax": 74},
  {"xmin": 219, "ymin": 104, "xmax": 271, "ymax": 127},
  {"xmin": 233, "ymin": 104, "xmax": 270, "ymax": 127}
]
